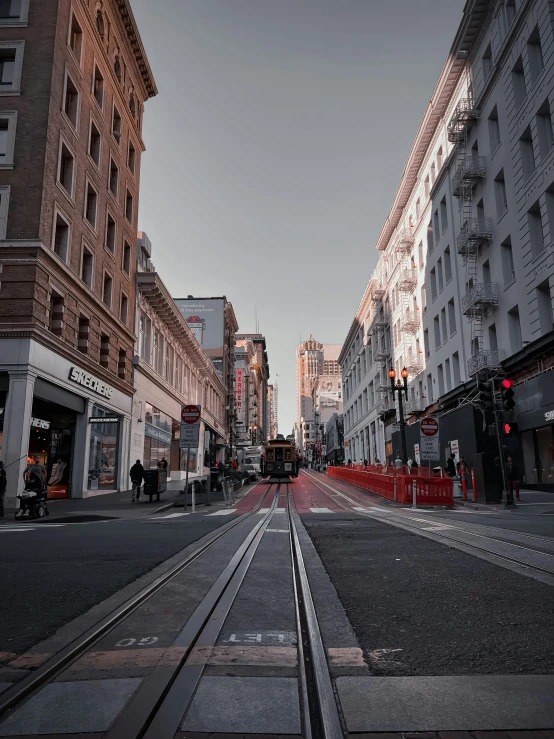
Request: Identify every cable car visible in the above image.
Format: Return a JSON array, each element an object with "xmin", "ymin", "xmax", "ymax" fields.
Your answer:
[{"xmin": 261, "ymin": 439, "xmax": 300, "ymax": 479}]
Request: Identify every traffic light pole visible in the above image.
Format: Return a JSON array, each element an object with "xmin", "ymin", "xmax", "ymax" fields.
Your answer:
[{"xmin": 490, "ymin": 378, "xmax": 514, "ymax": 507}]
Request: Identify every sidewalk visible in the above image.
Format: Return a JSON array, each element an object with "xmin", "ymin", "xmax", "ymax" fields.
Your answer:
[{"xmin": 455, "ymin": 488, "xmax": 554, "ymax": 511}]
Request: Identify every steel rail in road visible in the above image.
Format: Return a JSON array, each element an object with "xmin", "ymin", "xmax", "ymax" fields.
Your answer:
[
  {"xmin": 0, "ymin": 482, "xmax": 277, "ymax": 724},
  {"xmin": 301, "ymin": 470, "xmax": 554, "ymax": 583},
  {"xmin": 288, "ymin": 486, "xmax": 344, "ymax": 739}
]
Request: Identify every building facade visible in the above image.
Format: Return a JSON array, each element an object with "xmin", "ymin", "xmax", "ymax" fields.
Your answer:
[
  {"xmin": 341, "ymin": 0, "xmax": 554, "ymax": 491},
  {"xmin": 268, "ymin": 381, "xmax": 278, "ymax": 439},
  {"xmin": 130, "ymin": 234, "xmax": 227, "ymax": 482},
  {"xmin": 0, "ymin": 0, "xmax": 156, "ymax": 501},
  {"xmin": 235, "ymin": 334, "xmax": 270, "ymax": 444}
]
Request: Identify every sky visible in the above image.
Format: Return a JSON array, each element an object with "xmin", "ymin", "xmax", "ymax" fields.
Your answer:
[{"xmin": 129, "ymin": 0, "xmax": 465, "ymax": 436}]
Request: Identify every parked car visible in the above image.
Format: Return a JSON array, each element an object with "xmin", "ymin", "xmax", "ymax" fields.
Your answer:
[{"xmin": 242, "ymin": 464, "xmax": 258, "ymax": 482}]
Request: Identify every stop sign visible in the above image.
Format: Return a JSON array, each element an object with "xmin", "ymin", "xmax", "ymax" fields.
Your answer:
[
  {"xmin": 181, "ymin": 404, "xmax": 201, "ymax": 424},
  {"xmin": 420, "ymin": 417, "xmax": 439, "ymax": 437}
]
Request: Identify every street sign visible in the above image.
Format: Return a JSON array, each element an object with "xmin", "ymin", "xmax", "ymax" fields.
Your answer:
[
  {"xmin": 414, "ymin": 443, "xmax": 421, "ymax": 465},
  {"xmin": 180, "ymin": 404, "xmax": 201, "ymax": 449},
  {"xmin": 392, "ymin": 423, "xmax": 401, "ymax": 432},
  {"xmin": 420, "ymin": 417, "xmax": 439, "ymax": 437},
  {"xmin": 420, "ymin": 436, "xmax": 439, "ymax": 461}
]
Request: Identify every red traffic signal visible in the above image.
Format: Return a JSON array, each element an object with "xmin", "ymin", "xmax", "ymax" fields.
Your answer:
[
  {"xmin": 501, "ymin": 378, "xmax": 514, "ymax": 390},
  {"xmin": 503, "ymin": 422, "xmax": 518, "ymax": 435}
]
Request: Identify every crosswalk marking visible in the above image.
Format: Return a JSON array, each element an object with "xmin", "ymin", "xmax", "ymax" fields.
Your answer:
[
  {"xmin": 309, "ymin": 507, "xmax": 333, "ymax": 513},
  {"xmin": 206, "ymin": 509, "xmax": 237, "ymax": 516},
  {"xmin": 256, "ymin": 508, "xmax": 271, "ymax": 514},
  {"xmin": 275, "ymin": 508, "xmax": 286, "ymax": 513},
  {"xmin": 154, "ymin": 512, "xmax": 190, "ymax": 519}
]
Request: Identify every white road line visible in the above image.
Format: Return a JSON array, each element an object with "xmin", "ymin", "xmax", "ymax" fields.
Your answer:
[
  {"xmin": 309, "ymin": 508, "xmax": 333, "ymax": 513},
  {"xmin": 275, "ymin": 507, "xmax": 287, "ymax": 513},
  {"xmin": 353, "ymin": 506, "xmax": 375, "ymax": 512},
  {"xmin": 256, "ymin": 508, "xmax": 271, "ymax": 514},
  {"xmin": 0, "ymin": 528, "xmax": 37, "ymax": 532},
  {"xmin": 205, "ymin": 509, "xmax": 237, "ymax": 516},
  {"xmin": 154, "ymin": 512, "xmax": 190, "ymax": 519}
]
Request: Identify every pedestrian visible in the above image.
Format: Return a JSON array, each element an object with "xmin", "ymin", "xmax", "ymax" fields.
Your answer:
[
  {"xmin": 394, "ymin": 454, "xmax": 402, "ymax": 469},
  {"xmin": 347, "ymin": 458, "xmax": 352, "ymax": 467},
  {"xmin": 23, "ymin": 456, "xmax": 46, "ymax": 492},
  {"xmin": 363, "ymin": 459, "xmax": 368, "ymax": 467},
  {"xmin": 506, "ymin": 455, "xmax": 520, "ymax": 501},
  {"xmin": 411, "ymin": 458, "xmax": 419, "ymax": 471},
  {"xmin": 0, "ymin": 461, "xmax": 6, "ymax": 519},
  {"xmin": 494, "ymin": 457, "xmax": 504, "ymax": 503},
  {"xmin": 445, "ymin": 454, "xmax": 455, "ymax": 477},
  {"xmin": 160, "ymin": 457, "xmax": 168, "ymax": 471},
  {"xmin": 129, "ymin": 459, "xmax": 145, "ymax": 502}
]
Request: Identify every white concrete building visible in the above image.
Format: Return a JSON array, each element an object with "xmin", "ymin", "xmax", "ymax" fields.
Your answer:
[{"xmin": 341, "ymin": 0, "xmax": 554, "ymax": 490}]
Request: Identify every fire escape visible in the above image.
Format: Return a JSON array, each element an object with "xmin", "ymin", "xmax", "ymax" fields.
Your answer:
[
  {"xmin": 394, "ymin": 228, "xmax": 423, "ymax": 380},
  {"xmin": 449, "ymin": 98, "xmax": 497, "ymax": 376},
  {"xmin": 370, "ymin": 283, "xmax": 394, "ymax": 421}
]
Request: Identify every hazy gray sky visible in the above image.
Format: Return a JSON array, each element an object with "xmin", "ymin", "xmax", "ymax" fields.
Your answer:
[{"xmin": 130, "ymin": 0, "xmax": 465, "ymax": 435}]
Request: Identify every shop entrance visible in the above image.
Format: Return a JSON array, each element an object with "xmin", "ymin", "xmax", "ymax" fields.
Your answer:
[{"xmin": 28, "ymin": 397, "xmax": 76, "ymax": 499}]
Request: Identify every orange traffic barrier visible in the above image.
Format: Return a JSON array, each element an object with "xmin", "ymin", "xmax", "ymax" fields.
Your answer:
[{"xmin": 328, "ymin": 466, "xmax": 454, "ymax": 507}]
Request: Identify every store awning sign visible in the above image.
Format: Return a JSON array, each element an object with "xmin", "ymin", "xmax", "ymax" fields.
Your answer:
[
  {"xmin": 69, "ymin": 367, "xmax": 114, "ymax": 399},
  {"xmin": 89, "ymin": 416, "xmax": 119, "ymax": 424}
]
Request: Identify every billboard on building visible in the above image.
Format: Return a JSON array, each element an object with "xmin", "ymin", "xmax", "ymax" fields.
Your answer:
[
  {"xmin": 174, "ymin": 298, "xmax": 225, "ymax": 356},
  {"xmin": 236, "ymin": 368, "xmax": 245, "ymax": 425}
]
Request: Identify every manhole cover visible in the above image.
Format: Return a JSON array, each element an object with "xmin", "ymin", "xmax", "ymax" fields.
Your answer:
[{"xmin": 40, "ymin": 515, "xmax": 117, "ymax": 523}]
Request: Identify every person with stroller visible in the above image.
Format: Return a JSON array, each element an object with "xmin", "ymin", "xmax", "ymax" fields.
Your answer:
[{"xmin": 17, "ymin": 456, "xmax": 48, "ymax": 519}]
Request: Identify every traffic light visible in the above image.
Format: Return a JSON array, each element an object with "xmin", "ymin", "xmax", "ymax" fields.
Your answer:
[
  {"xmin": 501, "ymin": 378, "xmax": 516, "ymax": 411},
  {"xmin": 477, "ymin": 381, "xmax": 494, "ymax": 411},
  {"xmin": 503, "ymin": 422, "xmax": 518, "ymax": 436}
]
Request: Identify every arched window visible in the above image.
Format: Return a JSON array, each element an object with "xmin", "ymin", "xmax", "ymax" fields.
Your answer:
[
  {"xmin": 96, "ymin": 11, "xmax": 105, "ymax": 39},
  {"xmin": 114, "ymin": 56, "xmax": 122, "ymax": 82},
  {"xmin": 129, "ymin": 93, "xmax": 136, "ymax": 117}
]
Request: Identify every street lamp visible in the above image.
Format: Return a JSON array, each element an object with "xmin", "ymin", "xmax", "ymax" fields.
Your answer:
[{"xmin": 389, "ymin": 367, "xmax": 409, "ymax": 463}]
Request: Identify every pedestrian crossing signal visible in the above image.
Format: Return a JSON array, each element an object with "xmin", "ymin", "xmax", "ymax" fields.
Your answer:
[
  {"xmin": 503, "ymin": 422, "xmax": 518, "ymax": 435},
  {"xmin": 477, "ymin": 381, "xmax": 494, "ymax": 411},
  {"xmin": 501, "ymin": 378, "xmax": 516, "ymax": 411}
]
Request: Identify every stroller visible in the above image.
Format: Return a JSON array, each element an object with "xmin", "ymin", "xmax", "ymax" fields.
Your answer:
[{"xmin": 16, "ymin": 471, "xmax": 49, "ymax": 519}]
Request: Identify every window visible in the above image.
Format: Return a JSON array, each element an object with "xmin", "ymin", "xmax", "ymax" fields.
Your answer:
[
  {"xmin": 102, "ymin": 272, "xmax": 113, "ymax": 309},
  {"xmin": 114, "ymin": 55, "xmax": 122, "ymax": 83},
  {"xmin": 508, "ymin": 305, "xmax": 522, "ymax": 352},
  {"xmin": 165, "ymin": 343, "xmax": 174, "ymax": 384},
  {"xmin": 501, "ymin": 236, "xmax": 515, "ymax": 286},
  {"xmin": 415, "ymin": 198, "xmax": 420, "ymax": 220},
  {"xmin": 527, "ymin": 26, "xmax": 544, "ymax": 85},
  {"xmin": 125, "ymin": 189, "xmax": 133, "ymax": 223},
  {"xmin": 438, "ymin": 364, "xmax": 445, "ymax": 396},
  {"xmin": 433, "ymin": 209, "xmax": 440, "ymax": 242},
  {"xmin": 488, "ymin": 323, "xmax": 498, "ymax": 352},
  {"xmin": 120, "ymin": 292, "xmax": 128, "ymax": 324},
  {"xmin": 426, "ymin": 373, "xmax": 433, "ymax": 405},
  {"xmin": 488, "ymin": 105, "xmax": 501, "ymax": 152},
  {"xmin": 93, "ymin": 64, "xmax": 104, "ymax": 108},
  {"xmin": 153, "ymin": 331, "xmax": 164, "ymax": 375},
  {"xmin": 122, "ymin": 239, "xmax": 131, "ymax": 275},
  {"xmin": 445, "ymin": 358, "xmax": 452, "ymax": 392},
  {"xmin": 527, "ymin": 200, "xmax": 544, "ymax": 259},
  {"xmin": 52, "ymin": 210, "xmax": 70, "ymax": 262},
  {"xmin": 49, "ymin": 292, "xmax": 64, "ymax": 337},
  {"xmin": 494, "ymin": 169, "xmax": 508, "ymax": 218},
  {"xmin": 434, "ymin": 315, "xmax": 441, "ymax": 350},
  {"xmin": 105, "ymin": 210, "xmax": 116, "ymax": 253},
  {"xmin": 109, "ymin": 157, "xmax": 119, "ymax": 197},
  {"xmin": 129, "ymin": 93, "xmax": 136, "ymax": 117},
  {"xmin": 444, "ymin": 246, "xmax": 452, "ymax": 283},
  {"xmin": 68, "ymin": 12, "xmax": 82, "ymax": 62},
  {"xmin": 88, "ymin": 119, "xmax": 101, "ymax": 167},
  {"xmin": 418, "ymin": 240, "xmax": 423, "ymax": 270},
  {"xmin": 100, "ymin": 334, "xmax": 109, "ymax": 368},
  {"xmin": 96, "ymin": 10, "xmax": 105, "ymax": 40},
  {"xmin": 430, "ymin": 267, "xmax": 437, "ymax": 300},
  {"xmin": 63, "ymin": 71, "xmax": 79, "ymax": 128},
  {"xmin": 448, "ymin": 298, "xmax": 456, "ymax": 336},
  {"xmin": 441, "ymin": 307, "xmax": 448, "ymax": 343},
  {"xmin": 78, "ymin": 315, "xmax": 89, "ymax": 354},
  {"xmin": 431, "ymin": 161, "xmax": 436, "ymax": 184},
  {"xmin": 424, "ymin": 176, "xmax": 430, "ymax": 199},
  {"xmin": 519, "ymin": 125, "xmax": 535, "ymax": 179},
  {"xmin": 512, "ymin": 55, "xmax": 526, "ymax": 109},
  {"xmin": 437, "ymin": 147, "xmax": 443, "ymax": 170},
  {"xmin": 118, "ymin": 349, "xmax": 126, "ymax": 380},
  {"xmin": 57, "ymin": 141, "xmax": 75, "ymax": 197},
  {"xmin": 127, "ymin": 140, "xmax": 136, "ymax": 174},
  {"xmin": 536, "ymin": 281, "xmax": 554, "ymax": 335},
  {"xmin": 440, "ymin": 196, "xmax": 448, "ymax": 232},
  {"xmin": 0, "ymin": 0, "xmax": 23, "ymax": 21},
  {"xmin": 421, "ymin": 285, "xmax": 427, "ymax": 313},
  {"xmin": 481, "ymin": 42, "xmax": 492, "ymax": 80},
  {"xmin": 81, "ymin": 244, "xmax": 93, "ymax": 288},
  {"xmin": 0, "ymin": 42, "xmax": 24, "ymax": 92},
  {"xmin": 536, "ymin": 100, "xmax": 553, "ymax": 159},
  {"xmin": 139, "ymin": 313, "xmax": 151, "ymax": 362},
  {"xmin": 0, "ymin": 110, "xmax": 17, "ymax": 167},
  {"xmin": 112, "ymin": 105, "xmax": 121, "ymax": 144},
  {"xmin": 483, "ymin": 259, "xmax": 491, "ymax": 285},
  {"xmin": 437, "ymin": 257, "xmax": 444, "ymax": 292},
  {"xmin": 84, "ymin": 180, "xmax": 98, "ymax": 228}
]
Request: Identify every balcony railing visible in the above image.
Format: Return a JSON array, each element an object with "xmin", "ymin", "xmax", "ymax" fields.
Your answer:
[
  {"xmin": 467, "ymin": 349, "xmax": 506, "ymax": 377},
  {"xmin": 456, "ymin": 217, "xmax": 493, "ymax": 255},
  {"xmin": 396, "ymin": 229, "xmax": 415, "ymax": 253},
  {"xmin": 377, "ymin": 399, "xmax": 395, "ymax": 416},
  {"xmin": 397, "ymin": 267, "xmax": 418, "ymax": 292},
  {"xmin": 405, "ymin": 398, "xmax": 425, "ymax": 415},
  {"xmin": 447, "ymin": 98, "xmax": 480, "ymax": 143},
  {"xmin": 372, "ymin": 287, "xmax": 386, "ymax": 301},
  {"xmin": 452, "ymin": 156, "xmax": 487, "ymax": 197},
  {"xmin": 399, "ymin": 311, "xmax": 420, "ymax": 334},
  {"xmin": 462, "ymin": 282, "xmax": 499, "ymax": 315},
  {"xmin": 405, "ymin": 356, "xmax": 424, "ymax": 376}
]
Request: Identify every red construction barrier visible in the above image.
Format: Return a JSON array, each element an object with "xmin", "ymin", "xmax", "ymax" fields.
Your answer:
[{"xmin": 328, "ymin": 466, "xmax": 454, "ymax": 507}]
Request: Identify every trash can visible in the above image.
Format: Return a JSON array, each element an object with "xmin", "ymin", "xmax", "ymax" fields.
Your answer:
[
  {"xmin": 452, "ymin": 475, "xmax": 462, "ymax": 499},
  {"xmin": 143, "ymin": 468, "xmax": 167, "ymax": 502}
]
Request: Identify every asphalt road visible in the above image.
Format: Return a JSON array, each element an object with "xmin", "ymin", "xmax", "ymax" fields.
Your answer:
[
  {"xmin": 0, "ymin": 517, "xmax": 231, "ymax": 655},
  {"xmin": 302, "ymin": 511, "xmax": 554, "ymax": 676}
]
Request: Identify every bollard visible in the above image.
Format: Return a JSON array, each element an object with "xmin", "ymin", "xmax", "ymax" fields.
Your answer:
[
  {"xmin": 412, "ymin": 479, "xmax": 417, "ymax": 509},
  {"xmin": 394, "ymin": 477, "xmax": 397, "ymax": 502},
  {"xmin": 471, "ymin": 467, "xmax": 477, "ymax": 503},
  {"xmin": 461, "ymin": 470, "xmax": 468, "ymax": 501}
]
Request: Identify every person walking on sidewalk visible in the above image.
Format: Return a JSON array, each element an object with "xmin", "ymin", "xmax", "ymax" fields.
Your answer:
[
  {"xmin": 506, "ymin": 456, "xmax": 520, "ymax": 502},
  {"xmin": 0, "ymin": 461, "xmax": 6, "ymax": 519},
  {"xmin": 130, "ymin": 459, "xmax": 145, "ymax": 502}
]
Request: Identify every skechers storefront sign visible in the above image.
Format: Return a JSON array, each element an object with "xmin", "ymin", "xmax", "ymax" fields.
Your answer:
[{"xmin": 69, "ymin": 368, "xmax": 114, "ymax": 399}]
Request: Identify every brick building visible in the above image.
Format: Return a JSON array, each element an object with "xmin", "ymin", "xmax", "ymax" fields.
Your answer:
[{"xmin": 0, "ymin": 0, "xmax": 156, "ymax": 502}]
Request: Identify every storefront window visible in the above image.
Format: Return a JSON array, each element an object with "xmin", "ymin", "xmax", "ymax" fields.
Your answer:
[
  {"xmin": 143, "ymin": 403, "xmax": 173, "ymax": 469},
  {"xmin": 180, "ymin": 447, "xmax": 198, "ymax": 473},
  {"xmin": 536, "ymin": 425, "xmax": 554, "ymax": 485},
  {"xmin": 88, "ymin": 405, "xmax": 119, "ymax": 490}
]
